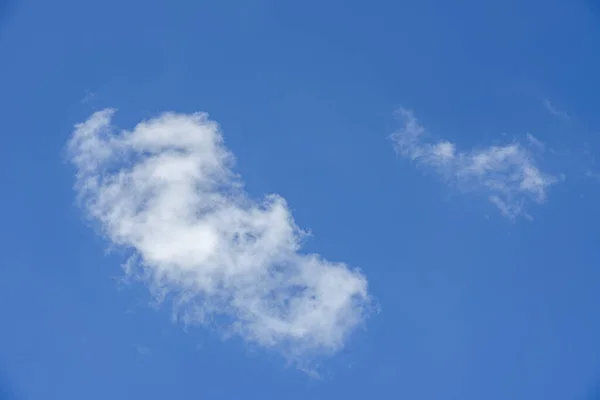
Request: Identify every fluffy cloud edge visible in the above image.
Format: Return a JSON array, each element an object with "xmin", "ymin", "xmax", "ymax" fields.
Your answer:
[{"xmin": 67, "ymin": 108, "xmax": 372, "ymax": 363}]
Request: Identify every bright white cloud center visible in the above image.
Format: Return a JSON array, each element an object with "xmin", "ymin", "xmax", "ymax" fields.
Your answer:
[
  {"xmin": 391, "ymin": 108, "xmax": 558, "ymax": 219},
  {"xmin": 68, "ymin": 109, "xmax": 370, "ymax": 357}
]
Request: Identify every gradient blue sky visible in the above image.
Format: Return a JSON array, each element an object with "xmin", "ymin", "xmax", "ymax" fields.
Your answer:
[{"xmin": 2, "ymin": 0, "xmax": 600, "ymax": 399}]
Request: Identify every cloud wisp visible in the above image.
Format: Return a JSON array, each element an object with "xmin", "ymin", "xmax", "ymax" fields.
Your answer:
[
  {"xmin": 67, "ymin": 109, "xmax": 370, "ymax": 360},
  {"xmin": 585, "ymin": 170, "xmax": 600, "ymax": 182},
  {"xmin": 390, "ymin": 108, "xmax": 558, "ymax": 219},
  {"xmin": 543, "ymin": 99, "xmax": 570, "ymax": 122}
]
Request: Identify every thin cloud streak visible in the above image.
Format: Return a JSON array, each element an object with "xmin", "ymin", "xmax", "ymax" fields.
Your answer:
[
  {"xmin": 526, "ymin": 133, "xmax": 545, "ymax": 152},
  {"xmin": 67, "ymin": 109, "xmax": 371, "ymax": 361},
  {"xmin": 543, "ymin": 99, "xmax": 570, "ymax": 121},
  {"xmin": 390, "ymin": 108, "xmax": 558, "ymax": 219}
]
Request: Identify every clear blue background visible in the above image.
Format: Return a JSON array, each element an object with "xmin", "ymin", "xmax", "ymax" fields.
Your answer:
[{"xmin": 1, "ymin": 0, "xmax": 600, "ymax": 399}]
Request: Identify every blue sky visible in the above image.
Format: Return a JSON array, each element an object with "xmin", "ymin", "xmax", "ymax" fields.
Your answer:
[{"xmin": 1, "ymin": 0, "xmax": 600, "ymax": 399}]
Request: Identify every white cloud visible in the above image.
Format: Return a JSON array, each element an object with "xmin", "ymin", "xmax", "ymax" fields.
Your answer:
[
  {"xmin": 390, "ymin": 108, "xmax": 558, "ymax": 219},
  {"xmin": 526, "ymin": 133, "xmax": 545, "ymax": 152},
  {"xmin": 68, "ymin": 109, "xmax": 370, "ymax": 360},
  {"xmin": 543, "ymin": 99, "xmax": 570, "ymax": 121}
]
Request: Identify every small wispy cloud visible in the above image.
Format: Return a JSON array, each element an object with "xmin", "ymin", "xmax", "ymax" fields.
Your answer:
[
  {"xmin": 543, "ymin": 99, "xmax": 570, "ymax": 121},
  {"xmin": 585, "ymin": 170, "xmax": 600, "ymax": 181},
  {"xmin": 133, "ymin": 344, "xmax": 151, "ymax": 356},
  {"xmin": 390, "ymin": 108, "xmax": 559, "ymax": 219},
  {"xmin": 67, "ymin": 109, "xmax": 371, "ymax": 363},
  {"xmin": 526, "ymin": 133, "xmax": 545, "ymax": 152},
  {"xmin": 81, "ymin": 90, "xmax": 95, "ymax": 104}
]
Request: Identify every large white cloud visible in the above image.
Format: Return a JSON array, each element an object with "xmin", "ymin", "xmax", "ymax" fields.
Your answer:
[
  {"xmin": 391, "ymin": 108, "xmax": 558, "ymax": 219},
  {"xmin": 68, "ymin": 109, "xmax": 370, "ymax": 359}
]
